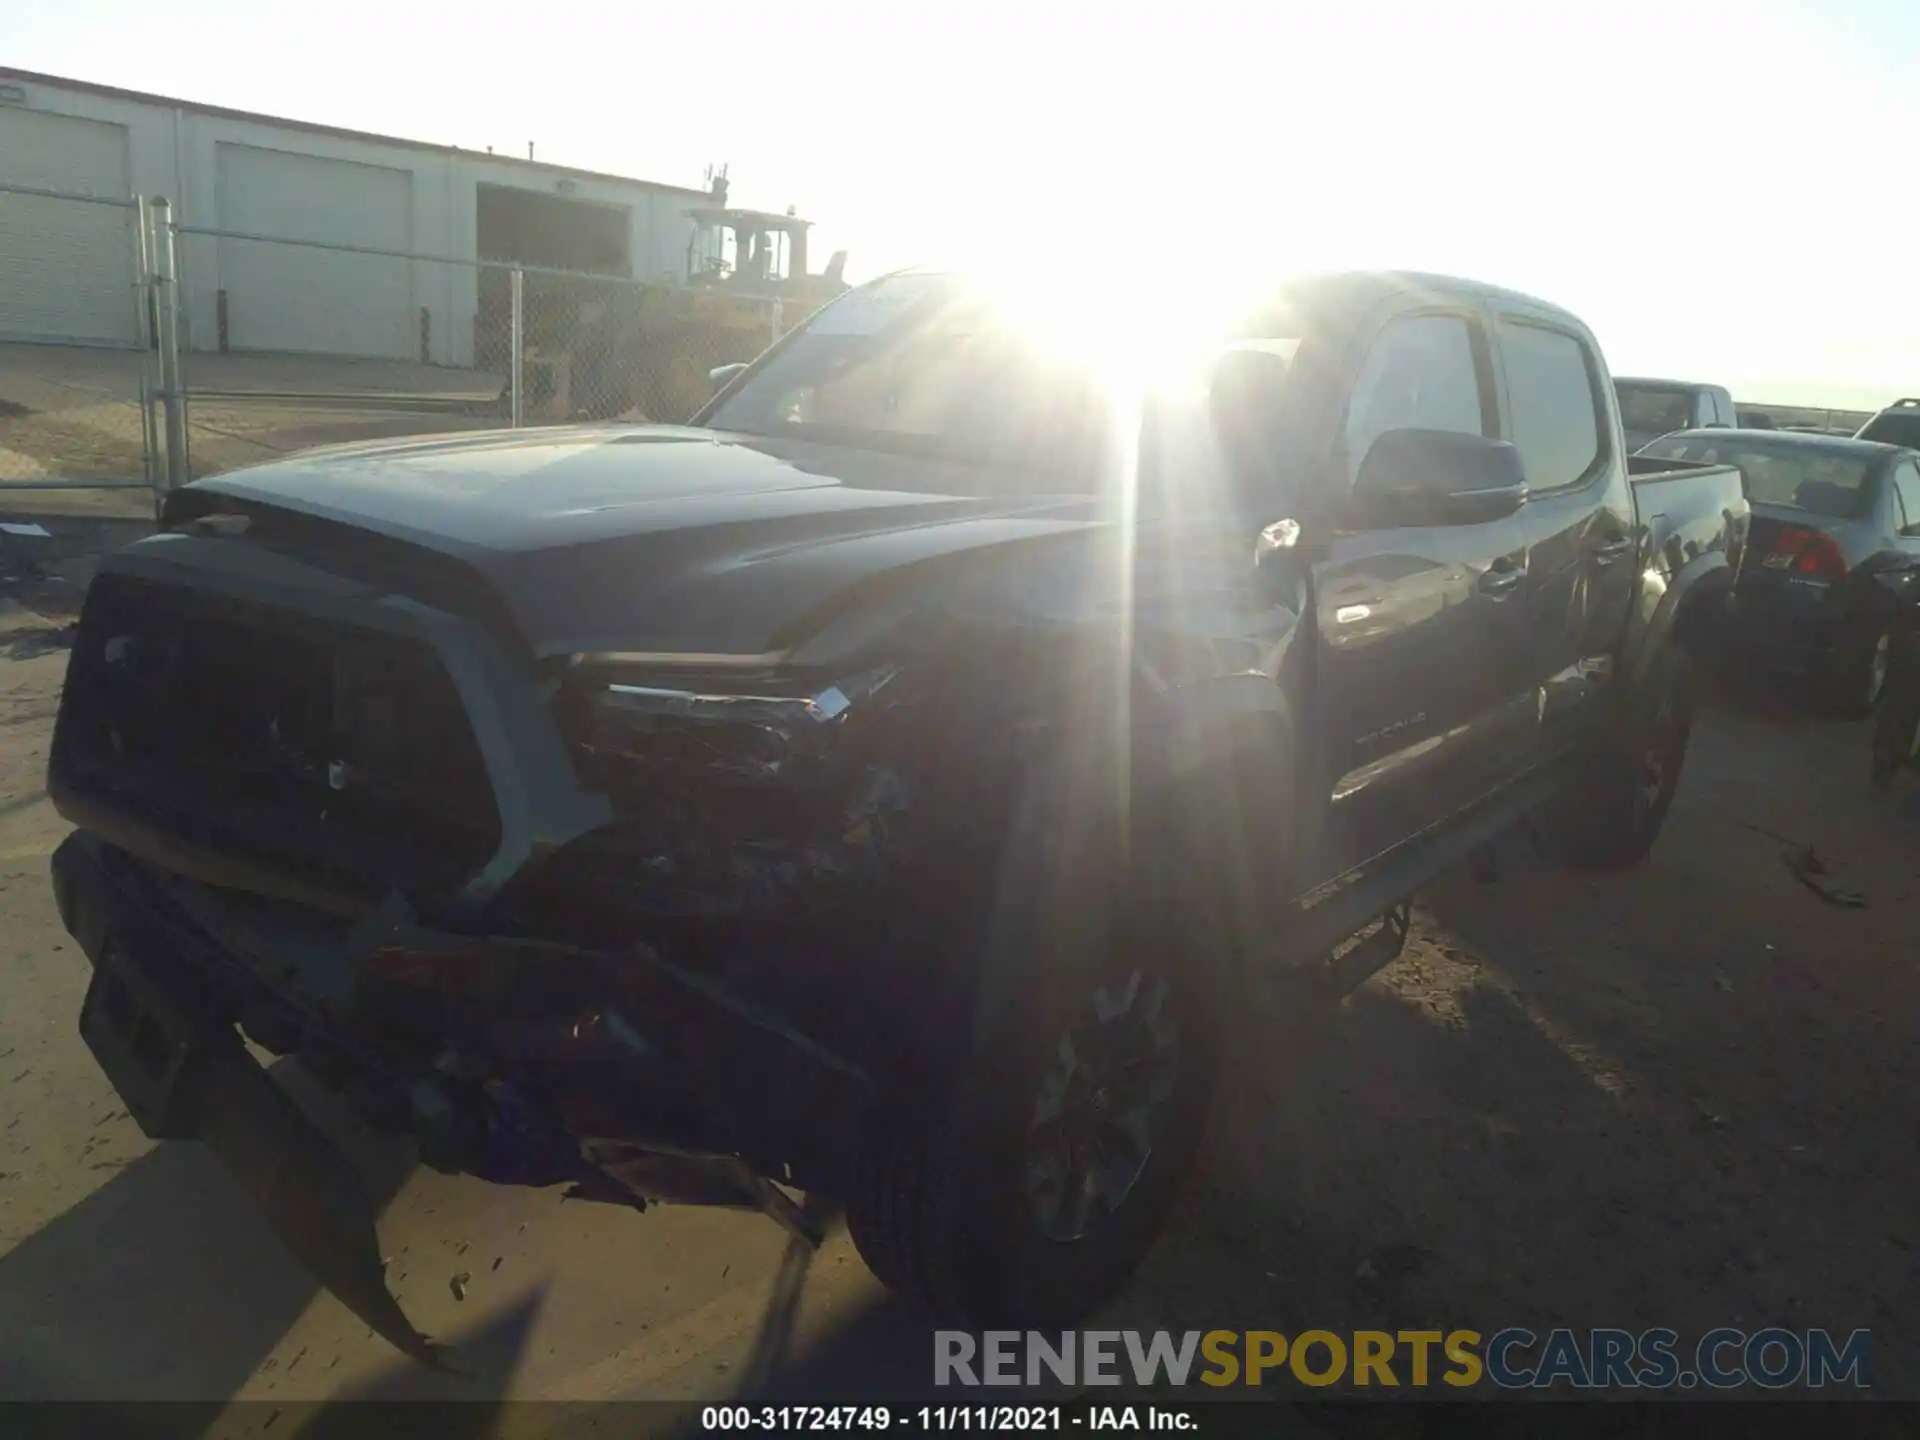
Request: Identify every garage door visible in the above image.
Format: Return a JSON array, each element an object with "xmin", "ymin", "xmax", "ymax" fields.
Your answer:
[
  {"xmin": 216, "ymin": 144, "xmax": 413, "ymax": 359},
  {"xmin": 0, "ymin": 108, "xmax": 139, "ymax": 346}
]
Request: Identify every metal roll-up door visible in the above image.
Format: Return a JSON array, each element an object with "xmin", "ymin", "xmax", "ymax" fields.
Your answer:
[
  {"xmin": 0, "ymin": 108, "xmax": 139, "ymax": 346},
  {"xmin": 216, "ymin": 143, "xmax": 414, "ymax": 359}
]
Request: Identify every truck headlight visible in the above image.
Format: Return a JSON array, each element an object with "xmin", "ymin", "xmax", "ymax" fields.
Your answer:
[{"xmin": 560, "ymin": 665, "xmax": 898, "ymax": 788}]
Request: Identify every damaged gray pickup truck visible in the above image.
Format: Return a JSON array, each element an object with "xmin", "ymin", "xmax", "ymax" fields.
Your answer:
[{"xmin": 47, "ymin": 270, "xmax": 1749, "ymax": 1363}]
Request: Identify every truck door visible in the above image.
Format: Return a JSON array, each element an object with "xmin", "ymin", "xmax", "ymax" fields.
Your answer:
[
  {"xmin": 1492, "ymin": 316, "xmax": 1638, "ymax": 763},
  {"xmin": 1312, "ymin": 310, "xmax": 1536, "ymax": 874}
]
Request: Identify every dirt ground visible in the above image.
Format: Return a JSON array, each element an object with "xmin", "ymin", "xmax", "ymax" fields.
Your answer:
[
  {"xmin": 0, "ymin": 550, "xmax": 1914, "ymax": 1424},
  {"xmin": 0, "ymin": 343, "xmax": 509, "ymax": 505},
  {"xmin": 0, "ymin": 341, "xmax": 701, "ymax": 512}
]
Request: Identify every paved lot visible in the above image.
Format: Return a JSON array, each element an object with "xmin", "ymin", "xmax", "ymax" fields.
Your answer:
[{"xmin": 0, "ymin": 571, "xmax": 1914, "ymax": 1419}]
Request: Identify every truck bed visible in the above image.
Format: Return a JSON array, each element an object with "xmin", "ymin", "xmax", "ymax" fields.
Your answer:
[
  {"xmin": 1626, "ymin": 454, "xmax": 1749, "ymax": 566},
  {"xmin": 1626, "ymin": 453, "xmax": 1742, "ymax": 486}
]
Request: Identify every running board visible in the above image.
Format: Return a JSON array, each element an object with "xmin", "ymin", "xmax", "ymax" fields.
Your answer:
[
  {"xmin": 1268, "ymin": 760, "xmax": 1568, "ymax": 999},
  {"xmin": 1309, "ymin": 903, "xmax": 1412, "ymax": 999}
]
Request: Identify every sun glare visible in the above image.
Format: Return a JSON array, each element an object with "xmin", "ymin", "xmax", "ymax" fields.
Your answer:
[{"xmin": 967, "ymin": 256, "xmax": 1259, "ymax": 403}]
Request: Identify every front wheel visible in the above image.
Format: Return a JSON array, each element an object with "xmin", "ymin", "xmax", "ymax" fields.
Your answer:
[
  {"xmin": 847, "ymin": 831, "xmax": 1227, "ymax": 1325},
  {"xmin": 1536, "ymin": 648, "xmax": 1695, "ymax": 871}
]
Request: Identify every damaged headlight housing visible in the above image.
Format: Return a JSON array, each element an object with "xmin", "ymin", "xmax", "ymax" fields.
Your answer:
[{"xmin": 557, "ymin": 662, "xmax": 901, "ymax": 791}]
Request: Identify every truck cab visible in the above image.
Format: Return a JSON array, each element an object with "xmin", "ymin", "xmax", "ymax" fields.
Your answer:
[{"xmin": 1616, "ymin": 376, "xmax": 1737, "ymax": 452}]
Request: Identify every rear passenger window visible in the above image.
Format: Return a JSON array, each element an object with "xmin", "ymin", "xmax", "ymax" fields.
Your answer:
[
  {"xmin": 1894, "ymin": 461, "xmax": 1920, "ymax": 535},
  {"xmin": 1344, "ymin": 314, "xmax": 1487, "ymax": 482},
  {"xmin": 1498, "ymin": 321, "xmax": 1604, "ymax": 491}
]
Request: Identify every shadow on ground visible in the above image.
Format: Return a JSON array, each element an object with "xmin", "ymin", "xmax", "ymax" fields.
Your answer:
[{"xmin": 0, "ymin": 1065, "xmax": 419, "ymax": 1403}]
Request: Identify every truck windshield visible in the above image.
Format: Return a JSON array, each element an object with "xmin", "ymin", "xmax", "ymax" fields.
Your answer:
[
  {"xmin": 1642, "ymin": 436, "xmax": 1874, "ymax": 519},
  {"xmin": 1617, "ymin": 385, "xmax": 1695, "ymax": 442},
  {"xmin": 706, "ymin": 274, "xmax": 1115, "ymax": 482},
  {"xmin": 703, "ymin": 272, "xmax": 1301, "ymax": 507}
]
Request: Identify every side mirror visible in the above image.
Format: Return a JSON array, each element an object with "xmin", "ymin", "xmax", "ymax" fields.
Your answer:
[
  {"xmin": 709, "ymin": 362, "xmax": 749, "ymax": 396},
  {"xmin": 1352, "ymin": 428, "xmax": 1528, "ymax": 527}
]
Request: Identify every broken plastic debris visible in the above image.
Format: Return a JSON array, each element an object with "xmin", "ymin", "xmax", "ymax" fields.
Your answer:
[
  {"xmin": 809, "ymin": 686, "xmax": 851, "ymax": 721},
  {"xmin": 1783, "ymin": 845, "xmax": 1867, "ymax": 908}
]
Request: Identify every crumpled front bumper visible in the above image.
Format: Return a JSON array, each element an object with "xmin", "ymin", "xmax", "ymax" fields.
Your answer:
[
  {"xmin": 50, "ymin": 831, "xmax": 869, "ymax": 1366},
  {"xmin": 54, "ymin": 832, "xmax": 452, "ymax": 1367}
]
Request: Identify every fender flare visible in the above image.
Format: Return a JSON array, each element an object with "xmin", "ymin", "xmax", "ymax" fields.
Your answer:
[
  {"xmin": 1622, "ymin": 549, "xmax": 1733, "ymax": 696},
  {"xmin": 964, "ymin": 672, "xmax": 1299, "ymax": 1064}
]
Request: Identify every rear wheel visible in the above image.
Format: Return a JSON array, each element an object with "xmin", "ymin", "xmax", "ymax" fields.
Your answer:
[{"xmin": 1537, "ymin": 647, "xmax": 1695, "ymax": 871}]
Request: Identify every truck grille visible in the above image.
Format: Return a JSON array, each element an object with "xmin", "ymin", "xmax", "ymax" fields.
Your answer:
[{"xmin": 56, "ymin": 574, "xmax": 502, "ymax": 896}]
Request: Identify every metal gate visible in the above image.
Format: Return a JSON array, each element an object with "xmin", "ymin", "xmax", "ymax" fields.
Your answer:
[
  {"xmin": 0, "ymin": 182, "xmax": 165, "ymax": 513},
  {"xmin": 1, "ymin": 184, "xmax": 797, "ymax": 514},
  {"xmin": 163, "ymin": 219, "xmax": 789, "ymax": 482}
]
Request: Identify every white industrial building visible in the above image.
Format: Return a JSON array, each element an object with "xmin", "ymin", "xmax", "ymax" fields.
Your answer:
[{"xmin": 0, "ymin": 68, "xmax": 714, "ymax": 368}]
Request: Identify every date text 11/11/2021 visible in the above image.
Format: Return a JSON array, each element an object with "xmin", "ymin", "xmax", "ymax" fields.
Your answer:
[{"xmin": 699, "ymin": 1406, "xmax": 1191, "ymax": 1431}]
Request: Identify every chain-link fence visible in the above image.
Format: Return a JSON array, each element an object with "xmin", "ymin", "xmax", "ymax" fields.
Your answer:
[
  {"xmin": 1740, "ymin": 403, "xmax": 1873, "ymax": 436},
  {"xmin": 0, "ymin": 183, "xmax": 160, "ymax": 512},
  {"xmin": 1, "ymin": 187, "xmax": 801, "ymax": 510},
  {"xmin": 167, "ymin": 225, "xmax": 789, "ymax": 482}
]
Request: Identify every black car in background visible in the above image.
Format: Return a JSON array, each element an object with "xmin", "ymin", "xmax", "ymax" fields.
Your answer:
[
  {"xmin": 1639, "ymin": 429, "xmax": 1920, "ymax": 714},
  {"xmin": 1856, "ymin": 397, "xmax": 1920, "ymax": 449}
]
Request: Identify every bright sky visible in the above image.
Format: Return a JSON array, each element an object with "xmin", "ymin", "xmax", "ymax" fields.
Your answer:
[{"xmin": 6, "ymin": 0, "xmax": 1914, "ymax": 409}]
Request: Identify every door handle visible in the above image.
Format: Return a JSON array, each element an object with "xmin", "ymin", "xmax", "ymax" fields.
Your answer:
[
  {"xmin": 1479, "ymin": 561, "xmax": 1526, "ymax": 597},
  {"xmin": 1590, "ymin": 534, "xmax": 1635, "ymax": 565}
]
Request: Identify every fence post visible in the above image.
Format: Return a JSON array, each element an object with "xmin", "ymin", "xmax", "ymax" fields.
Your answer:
[
  {"xmin": 148, "ymin": 196, "xmax": 190, "ymax": 495},
  {"xmin": 133, "ymin": 196, "xmax": 163, "ymax": 503},
  {"xmin": 509, "ymin": 266, "xmax": 525, "ymax": 429}
]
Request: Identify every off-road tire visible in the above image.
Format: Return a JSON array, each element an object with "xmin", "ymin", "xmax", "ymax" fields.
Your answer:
[
  {"xmin": 846, "ymin": 792, "xmax": 1235, "ymax": 1326},
  {"xmin": 1536, "ymin": 647, "xmax": 1695, "ymax": 871}
]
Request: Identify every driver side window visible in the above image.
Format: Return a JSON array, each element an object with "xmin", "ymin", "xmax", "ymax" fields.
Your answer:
[{"xmin": 1343, "ymin": 315, "xmax": 1489, "ymax": 485}]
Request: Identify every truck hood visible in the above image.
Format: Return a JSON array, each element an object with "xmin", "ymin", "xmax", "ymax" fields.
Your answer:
[{"xmin": 177, "ymin": 426, "xmax": 1104, "ymax": 658}]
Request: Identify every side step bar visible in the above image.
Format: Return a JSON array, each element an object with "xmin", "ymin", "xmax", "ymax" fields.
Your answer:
[
  {"xmin": 1310, "ymin": 903, "xmax": 1413, "ymax": 999},
  {"xmin": 1268, "ymin": 759, "xmax": 1570, "ymax": 1000}
]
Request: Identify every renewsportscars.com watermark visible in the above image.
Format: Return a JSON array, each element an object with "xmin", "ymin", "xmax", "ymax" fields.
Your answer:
[{"xmin": 934, "ymin": 1327, "xmax": 1873, "ymax": 1391}]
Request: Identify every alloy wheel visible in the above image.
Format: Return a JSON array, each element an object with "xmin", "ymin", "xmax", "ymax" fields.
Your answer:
[{"xmin": 1024, "ymin": 968, "xmax": 1181, "ymax": 1243}]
